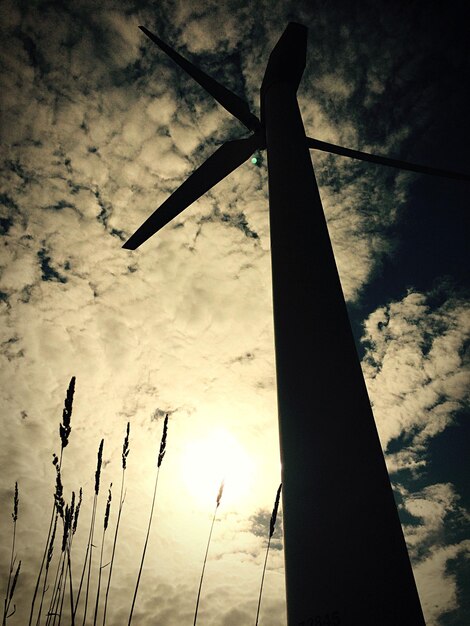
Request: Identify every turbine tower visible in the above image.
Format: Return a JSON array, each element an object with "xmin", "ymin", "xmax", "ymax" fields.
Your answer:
[{"xmin": 123, "ymin": 22, "xmax": 468, "ymax": 625}]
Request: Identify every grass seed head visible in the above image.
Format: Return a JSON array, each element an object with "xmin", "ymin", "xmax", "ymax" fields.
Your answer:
[
  {"xmin": 12, "ymin": 481, "xmax": 18, "ymax": 522},
  {"xmin": 68, "ymin": 490, "xmax": 76, "ymax": 542},
  {"xmin": 122, "ymin": 422, "xmax": 130, "ymax": 469},
  {"xmin": 95, "ymin": 439, "xmax": 104, "ymax": 495},
  {"xmin": 104, "ymin": 484, "xmax": 112, "ymax": 531},
  {"xmin": 216, "ymin": 479, "xmax": 225, "ymax": 507},
  {"xmin": 59, "ymin": 376, "xmax": 75, "ymax": 449},
  {"xmin": 53, "ymin": 456, "xmax": 65, "ymax": 519},
  {"xmin": 269, "ymin": 483, "xmax": 282, "ymax": 539},
  {"xmin": 47, "ymin": 515, "xmax": 58, "ymax": 568},
  {"xmin": 157, "ymin": 414, "xmax": 168, "ymax": 468},
  {"xmin": 73, "ymin": 487, "xmax": 83, "ymax": 535},
  {"xmin": 62, "ymin": 504, "xmax": 71, "ymax": 552}
]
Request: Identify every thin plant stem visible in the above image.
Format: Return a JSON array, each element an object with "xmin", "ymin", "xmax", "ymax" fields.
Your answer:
[
  {"xmin": 3, "ymin": 483, "xmax": 18, "ymax": 626},
  {"xmin": 255, "ymin": 536, "xmax": 271, "ymax": 626},
  {"xmin": 57, "ymin": 494, "xmax": 73, "ymax": 626},
  {"xmin": 46, "ymin": 456, "xmax": 68, "ymax": 626},
  {"xmin": 31, "ymin": 508, "xmax": 56, "ymax": 626},
  {"xmin": 3, "ymin": 526, "xmax": 16, "ymax": 624},
  {"xmin": 93, "ymin": 485, "xmax": 111, "ymax": 626},
  {"xmin": 51, "ymin": 553, "xmax": 66, "ymax": 626},
  {"xmin": 36, "ymin": 558, "xmax": 50, "ymax": 626},
  {"xmin": 30, "ymin": 376, "xmax": 75, "ymax": 626},
  {"xmin": 102, "ymin": 472, "xmax": 124, "ymax": 626},
  {"xmin": 3, "ymin": 561, "xmax": 21, "ymax": 625},
  {"xmin": 46, "ymin": 457, "xmax": 68, "ymax": 626},
  {"xmin": 45, "ymin": 536, "xmax": 65, "ymax": 625},
  {"xmin": 67, "ymin": 488, "xmax": 81, "ymax": 626},
  {"xmin": 67, "ymin": 546, "xmax": 75, "ymax": 626},
  {"xmin": 73, "ymin": 505, "xmax": 93, "ymax": 618},
  {"xmin": 193, "ymin": 480, "xmax": 224, "ymax": 626},
  {"xmin": 103, "ymin": 423, "xmax": 129, "ymax": 626},
  {"xmin": 75, "ymin": 440, "xmax": 103, "ymax": 625},
  {"xmin": 79, "ymin": 494, "xmax": 97, "ymax": 626},
  {"xmin": 127, "ymin": 469, "xmax": 161, "ymax": 626},
  {"xmin": 128, "ymin": 416, "xmax": 167, "ymax": 626},
  {"xmin": 29, "ymin": 451, "xmax": 63, "ymax": 626},
  {"xmin": 93, "ymin": 527, "xmax": 106, "ymax": 626},
  {"xmin": 36, "ymin": 513, "xmax": 57, "ymax": 626},
  {"xmin": 46, "ymin": 552, "xmax": 65, "ymax": 626},
  {"xmin": 46, "ymin": 551, "xmax": 65, "ymax": 626},
  {"xmin": 57, "ymin": 557, "xmax": 68, "ymax": 626},
  {"xmin": 193, "ymin": 504, "xmax": 217, "ymax": 626},
  {"xmin": 254, "ymin": 483, "xmax": 282, "ymax": 626},
  {"xmin": 3, "ymin": 523, "xmax": 16, "ymax": 624}
]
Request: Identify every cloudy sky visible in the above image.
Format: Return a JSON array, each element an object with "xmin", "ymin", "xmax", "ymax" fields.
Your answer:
[{"xmin": 1, "ymin": 1, "xmax": 469, "ymax": 625}]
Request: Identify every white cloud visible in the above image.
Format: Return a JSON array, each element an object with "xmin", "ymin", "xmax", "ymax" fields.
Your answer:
[
  {"xmin": 401, "ymin": 483, "xmax": 459, "ymax": 551},
  {"xmin": 395, "ymin": 483, "xmax": 470, "ymax": 624},
  {"xmin": 414, "ymin": 541, "xmax": 470, "ymax": 626},
  {"xmin": 362, "ymin": 291, "xmax": 470, "ymax": 466}
]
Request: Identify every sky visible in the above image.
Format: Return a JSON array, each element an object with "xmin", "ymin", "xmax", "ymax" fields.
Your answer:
[{"xmin": 0, "ymin": 1, "xmax": 469, "ymax": 625}]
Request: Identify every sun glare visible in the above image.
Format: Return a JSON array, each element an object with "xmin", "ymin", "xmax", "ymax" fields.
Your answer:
[{"xmin": 180, "ymin": 428, "xmax": 256, "ymax": 509}]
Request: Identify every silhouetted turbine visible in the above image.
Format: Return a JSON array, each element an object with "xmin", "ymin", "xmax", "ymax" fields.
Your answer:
[
  {"xmin": 123, "ymin": 22, "xmax": 468, "ymax": 625},
  {"xmin": 123, "ymin": 26, "xmax": 468, "ymax": 251}
]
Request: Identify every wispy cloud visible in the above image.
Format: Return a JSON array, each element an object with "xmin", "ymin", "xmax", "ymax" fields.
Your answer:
[
  {"xmin": 1, "ymin": 1, "xmax": 468, "ymax": 624},
  {"xmin": 362, "ymin": 290, "xmax": 469, "ymax": 470}
]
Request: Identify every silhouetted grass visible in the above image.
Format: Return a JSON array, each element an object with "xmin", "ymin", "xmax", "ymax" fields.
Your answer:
[
  {"xmin": 255, "ymin": 483, "xmax": 282, "ymax": 626},
  {"xmin": 6, "ymin": 381, "xmax": 283, "ymax": 625},
  {"xmin": 92, "ymin": 484, "xmax": 111, "ymax": 626},
  {"xmin": 36, "ymin": 513, "xmax": 56, "ymax": 626},
  {"xmin": 45, "ymin": 497, "xmax": 71, "ymax": 626},
  {"xmin": 193, "ymin": 479, "xmax": 224, "ymax": 626},
  {"xmin": 29, "ymin": 377, "xmax": 75, "ymax": 626},
  {"xmin": 75, "ymin": 440, "xmax": 104, "ymax": 626},
  {"xmin": 128, "ymin": 415, "xmax": 168, "ymax": 626},
  {"xmin": 102, "ymin": 423, "xmax": 129, "ymax": 626},
  {"xmin": 3, "ymin": 561, "xmax": 21, "ymax": 626},
  {"xmin": 56, "ymin": 493, "xmax": 75, "ymax": 626},
  {"xmin": 44, "ymin": 457, "xmax": 67, "ymax": 626},
  {"xmin": 2, "ymin": 482, "xmax": 19, "ymax": 625}
]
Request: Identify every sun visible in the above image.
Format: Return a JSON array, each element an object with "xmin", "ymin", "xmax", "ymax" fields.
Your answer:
[{"xmin": 179, "ymin": 427, "xmax": 256, "ymax": 509}]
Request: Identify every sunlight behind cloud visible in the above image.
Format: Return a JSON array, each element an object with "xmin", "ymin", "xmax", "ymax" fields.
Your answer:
[{"xmin": 179, "ymin": 427, "xmax": 256, "ymax": 509}]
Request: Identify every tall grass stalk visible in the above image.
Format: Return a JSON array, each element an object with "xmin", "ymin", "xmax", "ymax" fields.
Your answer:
[
  {"xmin": 3, "ymin": 561, "xmax": 21, "ymax": 624},
  {"xmin": 102, "ymin": 423, "xmax": 129, "ymax": 626},
  {"xmin": 193, "ymin": 479, "xmax": 224, "ymax": 626},
  {"xmin": 36, "ymin": 513, "xmax": 57, "ymax": 626},
  {"xmin": 46, "ymin": 488, "xmax": 79, "ymax": 626},
  {"xmin": 2, "ymin": 482, "xmax": 19, "ymax": 626},
  {"xmin": 48, "ymin": 554, "xmax": 65, "ymax": 626},
  {"xmin": 74, "ymin": 440, "xmax": 103, "ymax": 626},
  {"xmin": 46, "ymin": 491, "xmax": 74, "ymax": 626},
  {"xmin": 128, "ymin": 416, "xmax": 168, "ymax": 626},
  {"xmin": 65, "ymin": 487, "xmax": 82, "ymax": 626},
  {"xmin": 255, "ymin": 483, "xmax": 282, "ymax": 626},
  {"xmin": 92, "ymin": 484, "xmax": 112, "ymax": 626},
  {"xmin": 44, "ymin": 456, "xmax": 67, "ymax": 626},
  {"xmin": 45, "ymin": 552, "xmax": 64, "ymax": 626},
  {"xmin": 56, "ymin": 495, "xmax": 75, "ymax": 626},
  {"xmin": 29, "ymin": 376, "xmax": 75, "ymax": 626}
]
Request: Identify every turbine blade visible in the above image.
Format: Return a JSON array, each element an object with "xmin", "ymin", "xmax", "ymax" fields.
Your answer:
[
  {"xmin": 307, "ymin": 137, "xmax": 470, "ymax": 182},
  {"xmin": 139, "ymin": 26, "xmax": 261, "ymax": 133},
  {"xmin": 123, "ymin": 133, "xmax": 263, "ymax": 249}
]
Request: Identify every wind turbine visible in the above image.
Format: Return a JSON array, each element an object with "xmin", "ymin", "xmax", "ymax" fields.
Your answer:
[{"xmin": 123, "ymin": 22, "xmax": 468, "ymax": 625}]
